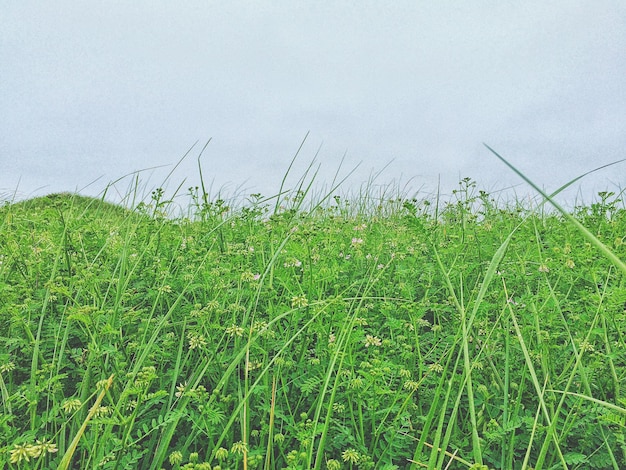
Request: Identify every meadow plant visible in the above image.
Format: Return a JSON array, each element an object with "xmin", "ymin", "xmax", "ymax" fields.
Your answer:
[{"xmin": 1, "ymin": 155, "xmax": 626, "ymax": 469}]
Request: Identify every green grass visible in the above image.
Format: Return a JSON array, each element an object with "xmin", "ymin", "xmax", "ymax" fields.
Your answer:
[{"xmin": 1, "ymin": 158, "xmax": 626, "ymax": 469}]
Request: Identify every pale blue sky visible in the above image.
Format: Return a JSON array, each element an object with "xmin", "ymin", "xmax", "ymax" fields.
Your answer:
[{"xmin": 2, "ymin": 1, "xmax": 625, "ymax": 204}]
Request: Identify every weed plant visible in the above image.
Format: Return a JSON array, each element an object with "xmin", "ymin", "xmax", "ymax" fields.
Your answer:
[{"xmin": 1, "ymin": 158, "xmax": 626, "ymax": 469}]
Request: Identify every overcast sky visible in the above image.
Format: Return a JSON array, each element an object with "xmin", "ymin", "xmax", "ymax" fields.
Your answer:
[{"xmin": 2, "ymin": 1, "xmax": 625, "ymax": 205}]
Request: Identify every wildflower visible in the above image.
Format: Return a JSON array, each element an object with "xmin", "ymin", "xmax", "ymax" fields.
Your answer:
[
  {"xmin": 10, "ymin": 443, "xmax": 38, "ymax": 463},
  {"xmin": 291, "ymin": 295, "xmax": 308, "ymax": 308},
  {"xmin": 286, "ymin": 450, "xmax": 299, "ymax": 465},
  {"xmin": 429, "ymin": 363, "xmax": 444, "ymax": 373},
  {"xmin": 92, "ymin": 405, "xmax": 111, "ymax": 418},
  {"xmin": 364, "ymin": 335, "xmax": 382, "ymax": 347},
  {"xmin": 240, "ymin": 271, "xmax": 257, "ymax": 282},
  {"xmin": 274, "ymin": 433, "xmax": 285, "ymax": 444},
  {"xmin": 96, "ymin": 378, "xmax": 111, "ymax": 390},
  {"xmin": 328, "ymin": 332, "xmax": 336, "ymax": 345},
  {"xmin": 231, "ymin": 440, "xmax": 248, "ymax": 455},
  {"xmin": 62, "ymin": 398, "xmax": 82, "ymax": 413},
  {"xmin": 347, "ymin": 377, "xmax": 363, "ymax": 389},
  {"xmin": 188, "ymin": 332, "xmax": 207, "ymax": 350},
  {"xmin": 351, "ymin": 237, "xmax": 364, "ymax": 247},
  {"xmin": 175, "ymin": 382, "xmax": 187, "ymax": 398},
  {"xmin": 403, "ymin": 380, "xmax": 420, "ymax": 392},
  {"xmin": 189, "ymin": 452, "xmax": 199, "ymax": 463},
  {"xmin": 284, "ymin": 258, "xmax": 302, "ymax": 268},
  {"xmin": 215, "ymin": 447, "xmax": 229, "ymax": 460},
  {"xmin": 353, "ymin": 223, "xmax": 367, "ymax": 231},
  {"xmin": 135, "ymin": 366, "xmax": 158, "ymax": 386},
  {"xmin": 169, "ymin": 450, "xmax": 183, "ymax": 465},
  {"xmin": 246, "ymin": 360, "xmax": 263, "ymax": 371},
  {"xmin": 580, "ymin": 340, "xmax": 595, "ymax": 352},
  {"xmin": 158, "ymin": 284, "xmax": 172, "ymax": 294},
  {"xmin": 332, "ymin": 402, "xmax": 346, "ymax": 413},
  {"xmin": 1, "ymin": 361, "xmax": 15, "ymax": 373},
  {"xmin": 225, "ymin": 325, "xmax": 245, "ymax": 337},
  {"xmin": 327, "ymin": 458, "xmax": 342, "ymax": 470},
  {"xmin": 342, "ymin": 448, "xmax": 360, "ymax": 464},
  {"xmin": 34, "ymin": 438, "xmax": 58, "ymax": 456},
  {"xmin": 538, "ymin": 263, "xmax": 550, "ymax": 273},
  {"xmin": 565, "ymin": 259, "xmax": 575, "ymax": 269},
  {"xmin": 252, "ymin": 320, "xmax": 270, "ymax": 334}
]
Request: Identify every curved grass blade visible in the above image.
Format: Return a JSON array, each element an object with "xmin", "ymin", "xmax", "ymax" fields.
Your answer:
[{"xmin": 484, "ymin": 144, "xmax": 626, "ymax": 275}]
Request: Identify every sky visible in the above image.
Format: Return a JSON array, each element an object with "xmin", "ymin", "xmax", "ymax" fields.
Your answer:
[{"xmin": 1, "ymin": 1, "xmax": 625, "ymax": 206}]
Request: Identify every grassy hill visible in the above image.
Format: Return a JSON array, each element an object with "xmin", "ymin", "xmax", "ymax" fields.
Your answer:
[{"xmin": 2, "ymin": 192, "xmax": 138, "ymax": 220}]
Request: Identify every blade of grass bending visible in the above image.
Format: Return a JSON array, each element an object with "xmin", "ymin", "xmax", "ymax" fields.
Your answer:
[
  {"xmin": 547, "ymin": 390, "xmax": 626, "ymax": 416},
  {"xmin": 58, "ymin": 375, "xmax": 114, "ymax": 470},
  {"xmin": 484, "ymin": 144, "xmax": 626, "ymax": 275}
]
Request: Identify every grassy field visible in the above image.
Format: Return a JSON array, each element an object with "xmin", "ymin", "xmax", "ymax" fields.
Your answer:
[{"xmin": 1, "ymin": 164, "xmax": 626, "ymax": 469}]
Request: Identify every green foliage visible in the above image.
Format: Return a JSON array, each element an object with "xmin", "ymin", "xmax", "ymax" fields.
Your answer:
[{"xmin": 1, "ymin": 179, "xmax": 626, "ymax": 469}]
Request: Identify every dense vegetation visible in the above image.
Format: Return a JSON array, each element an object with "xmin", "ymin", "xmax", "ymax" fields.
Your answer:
[{"xmin": 1, "ymin": 179, "xmax": 626, "ymax": 469}]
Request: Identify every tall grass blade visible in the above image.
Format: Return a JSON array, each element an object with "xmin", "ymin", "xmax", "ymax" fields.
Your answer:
[{"xmin": 484, "ymin": 144, "xmax": 626, "ymax": 274}]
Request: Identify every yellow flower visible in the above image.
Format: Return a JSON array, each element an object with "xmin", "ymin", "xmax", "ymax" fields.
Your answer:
[
  {"xmin": 215, "ymin": 447, "xmax": 229, "ymax": 460},
  {"xmin": 230, "ymin": 440, "xmax": 248, "ymax": 455},
  {"xmin": 225, "ymin": 325, "xmax": 245, "ymax": 337},
  {"xmin": 33, "ymin": 438, "xmax": 58, "ymax": 457},
  {"xmin": 403, "ymin": 380, "xmax": 420, "ymax": 392},
  {"xmin": 428, "ymin": 363, "xmax": 444, "ymax": 373},
  {"xmin": 188, "ymin": 332, "xmax": 207, "ymax": 350},
  {"xmin": 291, "ymin": 295, "xmax": 308, "ymax": 308},
  {"xmin": 364, "ymin": 335, "xmax": 382, "ymax": 347},
  {"xmin": 169, "ymin": 450, "xmax": 183, "ymax": 465},
  {"xmin": 10, "ymin": 443, "xmax": 38, "ymax": 464},
  {"xmin": 62, "ymin": 398, "xmax": 82, "ymax": 413},
  {"xmin": 327, "ymin": 458, "xmax": 342, "ymax": 470},
  {"xmin": 342, "ymin": 448, "xmax": 359, "ymax": 464},
  {"xmin": 0, "ymin": 361, "xmax": 15, "ymax": 373}
]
